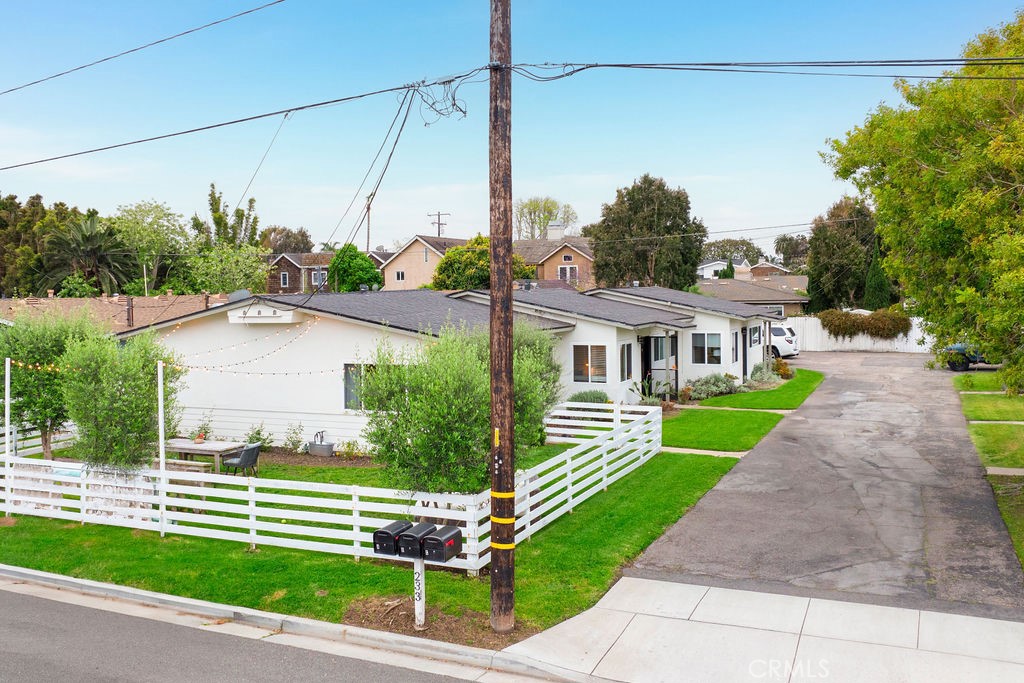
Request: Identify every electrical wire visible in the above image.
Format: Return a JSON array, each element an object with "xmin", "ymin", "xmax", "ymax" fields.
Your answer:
[{"xmin": 232, "ymin": 111, "xmax": 291, "ymax": 216}]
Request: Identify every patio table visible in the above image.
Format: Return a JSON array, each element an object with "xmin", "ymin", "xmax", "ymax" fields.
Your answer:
[{"xmin": 164, "ymin": 438, "xmax": 246, "ymax": 474}]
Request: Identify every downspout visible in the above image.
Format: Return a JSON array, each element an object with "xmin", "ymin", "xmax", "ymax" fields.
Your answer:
[{"xmin": 741, "ymin": 326, "xmax": 748, "ymax": 381}]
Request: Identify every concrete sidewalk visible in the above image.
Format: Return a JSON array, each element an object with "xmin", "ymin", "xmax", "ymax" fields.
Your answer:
[{"xmin": 506, "ymin": 576, "xmax": 1024, "ymax": 682}]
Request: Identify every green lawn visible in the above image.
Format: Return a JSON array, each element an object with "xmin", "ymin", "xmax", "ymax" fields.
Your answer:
[
  {"xmin": 960, "ymin": 394, "xmax": 1024, "ymax": 421},
  {"xmin": 700, "ymin": 369, "xmax": 825, "ymax": 410},
  {"xmin": 969, "ymin": 424, "xmax": 1024, "ymax": 469},
  {"xmin": 0, "ymin": 452, "xmax": 733, "ymax": 632},
  {"xmin": 953, "ymin": 372, "xmax": 1006, "ymax": 393},
  {"xmin": 663, "ymin": 409, "xmax": 783, "ymax": 451},
  {"xmin": 989, "ymin": 477, "xmax": 1024, "ymax": 570}
]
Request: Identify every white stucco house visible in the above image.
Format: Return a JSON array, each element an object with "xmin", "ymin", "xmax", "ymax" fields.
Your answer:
[
  {"xmin": 121, "ymin": 287, "xmax": 777, "ymax": 444},
  {"xmin": 696, "ymin": 256, "xmax": 751, "ymax": 280}
]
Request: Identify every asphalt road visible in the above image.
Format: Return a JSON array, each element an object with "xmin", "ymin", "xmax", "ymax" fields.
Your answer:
[
  {"xmin": 630, "ymin": 352, "xmax": 1024, "ymax": 617},
  {"xmin": 0, "ymin": 590, "xmax": 462, "ymax": 683}
]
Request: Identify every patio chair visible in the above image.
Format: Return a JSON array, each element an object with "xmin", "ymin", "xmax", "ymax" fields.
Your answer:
[{"xmin": 223, "ymin": 443, "xmax": 261, "ymax": 476}]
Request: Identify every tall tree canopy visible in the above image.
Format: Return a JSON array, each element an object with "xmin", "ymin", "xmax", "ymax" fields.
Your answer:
[
  {"xmin": 431, "ymin": 234, "xmax": 533, "ymax": 290},
  {"xmin": 826, "ymin": 13, "xmax": 1024, "ymax": 388},
  {"xmin": 327, "ymin": 243, "xmax": 383, "ymax": 292},
  {"xmin": 1, "ymin": 194, "xmax": 82, "ymax": 297},
  {"xmin": 805, "ymin": 196, "xmax": 875, "ymax": 311},
  {"xmin": 584, "ymin": 174, "xmax": 706, "ymax": 289},
  {"xmin": 110, "ymin": 200, "xmax": 188, "ymax": 295},
  {"xmin": 39, "ymin": 214, "xmax": 134, "ymax": 296},
  {"xmin": 513, "ymin": 197, "xmax": 578, "ymax": 239},
  {"xmin": 191, "ymin": 183, "xmax": 259, "ymax": 248},
  {"xmin": 773, "ymin": 234, "xmax": 810, "ymax": 268},
  {"xmin": 702, "ymin": 238, "xmax": 763, "ymax": 265},
  {"xmin": 260, "ymin": 225, "xmax": 314, "ymax": 253}
]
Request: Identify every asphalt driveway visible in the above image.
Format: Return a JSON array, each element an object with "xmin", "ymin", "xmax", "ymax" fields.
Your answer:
[{"xmin": 629, "ymin": 352, "xmax": 1024, "ymax": 616}]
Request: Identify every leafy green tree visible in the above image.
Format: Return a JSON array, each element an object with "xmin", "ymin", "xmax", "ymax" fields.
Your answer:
[
  {"xmin": 185, "ymin": 242, "xmax": 272, "ymax": 294},
  {"xmin": 190, "ymin": 183, "xmax": 259, "ymax": 247},
  {"xmin": 514, "ymin": 196, "xmax": 578, "ymax": 239},
  {"xmin": 260, "ymin": 225, "xmax": 314, "ymax": 253},
  {"xmin": 39, "ymin": 214, "xmax": 134, "ymax": 296},
  {"xmin": 862, "ymin": 241, "xmax": 896, "ymax": 310},
  {"xmin": 773, "ymin": 234, "xmax": 810, "ymax": 268},
  {"xmin": 805, "ymin": 197, "xmax": 874, "ymax": 310},
  {"xmin": 61, "ymin": 333, "xmax": 182, "ymax": 471},
  {"xmin": 1, "ymin": 195, "xmax": 85, "ymax": 297},
  {"xmin": 826, "ymin": 13, "xmax": 1024, "ymax": 388},
  {"xmin": 110, "ymin": 200, "xmax": 188, "ymax": 295},
  {"xmin": 327, "ymin": 243, "xmax": 383, "ymax": 292},
  {"xmin": 702, "ymin": 238, "xmax": 763, "ymax": 265},
  {"xmin": 0, "ymin": 312, "xmax": 104, "ymax": 458},
  {"xmin": 359, "ymin": 324, "xmax": 560, "ymax": 493},
  {"xmin": 57, "ymin": 273, "xmax": 100, "ymax": 298},
  {"xmin": 584, "ymin": 174, "xmax": 707, "ymax": 289},
  {"xmin": 431, "ymin": 234, "xmax": 534, "ymax": 290},
  {"xmin": 718, "ymin": 260, "xmax": 735, "ymax": 279}
]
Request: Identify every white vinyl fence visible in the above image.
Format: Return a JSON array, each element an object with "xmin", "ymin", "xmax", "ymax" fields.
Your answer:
[
  {"xmin": 0, "ymin": 404, "xmax": 661, "ymax": 573},
  {"xmin": 785, "ymin": 316, "xmax": 934, "ymax": 353},
  {"xmin": 1, "ymin": 426, "xmax": 76, "ymax": 458}
]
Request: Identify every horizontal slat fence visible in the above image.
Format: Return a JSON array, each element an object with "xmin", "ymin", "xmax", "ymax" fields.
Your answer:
[{"xmin": 1, "ymin": 404, "xmax": 661, "ymax": 571}]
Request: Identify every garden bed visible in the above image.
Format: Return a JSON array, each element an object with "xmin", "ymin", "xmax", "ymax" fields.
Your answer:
[{"xmin": 698, "ymin": 369, "xmax": 824, "ymax": 410}]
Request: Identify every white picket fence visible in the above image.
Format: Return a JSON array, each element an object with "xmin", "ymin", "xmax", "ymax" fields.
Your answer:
[
  {"xmin": 785, "ymin": 316, "xmax": 934, "ymax": 353},
  {"xmin": 0, "ymin": 403, "xmax": 661, "ymax": 572},
  {"xmin": 1, "ymin": 426, "xmax": 77, "ymax": 458}
]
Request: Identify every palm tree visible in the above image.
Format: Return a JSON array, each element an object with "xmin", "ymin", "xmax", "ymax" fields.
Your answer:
[{"xmin": 39, "ymin": 215, "xmax": 135, "ymax": 295}]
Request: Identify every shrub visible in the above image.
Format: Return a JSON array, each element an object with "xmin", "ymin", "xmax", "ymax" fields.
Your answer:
[
  {"xmin": 188, "ymin": 411, "xmax": 213, "ymax": 441},
  {"xmin": 243, "ymin": 422, "xmax": 274, "ymax": 449},
  {"xmin": 337, "ymin": 440, "xmax": 362, "ymax": 458},
  {"xmin": 61, "ymin": 332, "xmax": 182, "ymax": 471},
  {"xmin": 749, "ymin": 361, "xmax": 782, "ymax": 385},
  {"xmin": 818, "ymin": 307, "xmax": 912, "ymax": 340},
  {"xmin": 568, "ymin": 389, "xmax": 611, "ymax": 403},
  {"xmin": 283, "ymin": 422, "xmax": 305, "ymax": 453},
  {"xmin": 688, "ymin": 373, "xmax": 739, "ymax": 401},
  {"xmin": 772, "ymin": 358, "xmax": 794, "ymax": 379}
]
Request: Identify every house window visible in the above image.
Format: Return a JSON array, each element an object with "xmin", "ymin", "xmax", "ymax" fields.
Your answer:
[
  {"xmin": 344, "ymin": 364, "xmax": 373, "ymax": 410},
  {"xmin": 424, "ymin": 247, "xmax": 429, "ymax": 262},
  {"xmin": 692, "ymin": 333, "xmax": 722, "ymax": 365},
  {"xmin": 562, "ymin": 254, "xmax": 573, "ymax": 262},
  {"xmin": 765, "ymin": 305, "xmax": 785, "ymax": 316},
  {"xmin": 732, "ymin": 331, "xmax": 739, "ymax": 363},
  {"xmin": 652, "ymin": 337, "xmax": 665, "ymax": 362},
  {"xmin": 558, "ymin": 265, "xmax": 578, "ymax": 281},
  {"xmin": 310, "ymin": 269, "xmax": 325, "ymax": 287},
  {"xmin": 619, "ymin": 343, "xmax": 633, "ymax": 382},
  {"xmin": 573, "ymin": 345, "xmax": 607, "ymax": 383},
  {"xmin": 280, "ymin": 272, "xmax": 289, "ymax": 288},
  {"xmin": 749, "ymin": 326, "xmax": 761, "ymax": 346},
  {"xmin": 395, "ymin": 271, "xmax": 406, "ymax": 282}
]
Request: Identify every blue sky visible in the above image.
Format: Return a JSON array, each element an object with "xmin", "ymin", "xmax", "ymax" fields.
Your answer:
[{"xmin": 0, "ymin": 1, "xmax": 1018, "ymax": 254}]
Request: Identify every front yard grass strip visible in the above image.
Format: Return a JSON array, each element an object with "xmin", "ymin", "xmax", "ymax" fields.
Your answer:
[
  {"xmin": 960, "ymin": 394, "xmax": 1024, "ymax": 422},
  {"xmin": 0, "ymin": 453, "xmax": 734, "ymax": 631},
  {"xmin": 700, "ymin": 369, "xmax": 824, "ymax": 410},
  {"xmin": 969, "ymin": 424, "xmax": 1024, "ymax": 469},
  {"xmin": 989, "ymin": 476, "xmax": 1024, "ymax": 569},
  {"xmin": 953, "ymin": 372, "xmax": 1006, "ymax": 393},
  {"xmin": 662, "ymin": 409, "xmax": 783, "ymax": 451}
]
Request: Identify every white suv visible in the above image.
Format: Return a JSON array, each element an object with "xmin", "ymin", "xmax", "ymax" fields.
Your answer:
[{"xmin": 770, "ymin": 324, "xmax": 799, "ymax": 358}]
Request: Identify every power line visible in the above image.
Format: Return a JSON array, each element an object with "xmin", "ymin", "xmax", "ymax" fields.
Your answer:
[
  {"xmin": 0, "ymin": 0, "xmax": 288, "ymax": 97},
  {"xmin": 232, "ymin": 111, "xmax": 291, "ymax": 216}
]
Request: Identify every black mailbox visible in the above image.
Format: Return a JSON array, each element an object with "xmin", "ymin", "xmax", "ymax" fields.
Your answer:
[
  {"xmin": 423, "ymin": 525, "xmax": 462, "ymax": 563},
  {"xmin": 373, "ymin": 520, "xmax": 412, "ymax": 556},
  {"xmin": 397, "ymin": 522, "xmax": 437, "ymax": 558}
]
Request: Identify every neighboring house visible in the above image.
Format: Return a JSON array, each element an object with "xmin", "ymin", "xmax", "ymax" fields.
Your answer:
[
  {"xmin": 695, "ymin": 278, "xmax": 809, "ymax": 316},
  {"xmin": 513, "ymin": 235, "xmax": 594, "ymax": 290},
  {"xmin": 379, "ymin": 235, "xmax": 468, "ymax": 290},
  {"xmin": 748, "ymin": 261, "xmax": 791, "ymax": 278},
  {"xmin": 366, "ymin": 248, "xmax": 395, "ymax": 270},
  {"xmin": 266, "ymin": 253, "xmax": 335, "ymax": 294},
  {"xmin": 696, "ymin": 256, "xmax": 751, "ymax": 280},
  {"xmin": 1, "ymin": 291, "xmax": 228, "ymax": 334}
]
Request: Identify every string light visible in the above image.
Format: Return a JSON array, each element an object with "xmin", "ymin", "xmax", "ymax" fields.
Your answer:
[
  {"xmin": 180, "ymin": 317, "xmax": 322, "ymax": 370},
  {"xmin": 171, "ymin": 364, "xmax": 343, "ymax": 377},
  {"xmin": 178, "ymin": 316, "xmax": 321, "ymax": 361}
]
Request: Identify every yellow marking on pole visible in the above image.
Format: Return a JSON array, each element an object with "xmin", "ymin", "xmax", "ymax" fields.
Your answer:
[
  {"xmin": 494, "ymin": 428, "xmax": 500, "ymax": 447},
  {"xmin": 490, "ymin": 491, "xmax": 515, "ymax": 499},
  {"xmin": 491, "ymin": 541, "xmax": 516, "ymax": 550},
  {"xmin": 490, "ymin": 516, "xmax": 516, "ymax": 524}
]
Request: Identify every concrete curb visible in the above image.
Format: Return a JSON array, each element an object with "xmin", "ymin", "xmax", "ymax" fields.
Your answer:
[
  {"xmin": 661, "ymin": 446, "xmax": 747, "ymax": 459},
  {"xmin": 0, "ymin": 564, "xmax": 576, "ymax": 682}
]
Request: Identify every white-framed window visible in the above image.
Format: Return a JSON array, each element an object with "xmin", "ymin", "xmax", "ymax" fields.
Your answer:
[
  {"xmin": 573, "ymin": 345, "xmax": 607, "ymax": 383},
  {"xmin": 692, "ymin": 333, "xmax": 722, "ymax": 365},
  {"xmin": 310, "ymin": 269, "xmax": 326, "ymax": 287},
  {"xmin": 562, "ymin": 254, "xmax": 573, "ymax": 262},
  {"xmin": 732, "ymin": 331, "xmax": 739, "ymax": 363},
  {"xmin": 619, "ymin": 343, "xmax": 633, "ymax": 382},
  {"xmin": 652, "ymin": 337, "xmax": 665, "ymax": 362},
  {"xmin": 764, "ymin": 305, "xmax": 785, "ymax": 316},
  {"xmin": 396, "ymin": 271, "xmax": 406, "ymax": 282},
  {"xmin": 558, "ymin": 265, "xmax": 578, "ymax": 281},
  {"xmin": 424, "ymin": 247, "xmax": 429, "ymax": 262},
  {"xmin": 749, "ymin": 326, "xmax": 761, "ymax": 346},
  {"xmin": 280, "ymin": 272, "xmax": 289, "ymax": 288},
  {"xmin": 344, "ymin": 364, "xmax": 373, "ymax": 410}
]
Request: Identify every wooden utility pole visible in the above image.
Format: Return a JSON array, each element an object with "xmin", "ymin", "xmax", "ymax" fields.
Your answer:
[
  {"xmin": 488, "ymin": 0, "xmax": 515, "ymax": 633},
  {"xmin": 428, "ymin": 211, "xmax": 450, "ymax": 237}
]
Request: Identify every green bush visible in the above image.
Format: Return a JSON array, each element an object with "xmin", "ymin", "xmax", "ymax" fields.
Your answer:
[
  {"xmin": 567, "ymin": 389, "xmax": 611, "ymax": 403},
  {"xmin": 749, "ymin": 362, "xmax": 782, "ymax": 386},
  {"xmin": 818, "ymin": 307, "xmax": 912, "ymax": 340},
  {"xmin": 688, "ymin": 373, "xmax": 739, "ymax": 401},
  {"xmin": 283, "ymin": 422, "xmax": 305, "ymax": 453},
  {"xmin": 360, "ymin": 323, "xmax": 561, "ymax": 493},
  {"xmin": 61, "ymin": 333, "xmax": 182, "ymax": 471},
  {"xmin": 243, "ymin": 422, "xmax": 274, "ymax": 448}
]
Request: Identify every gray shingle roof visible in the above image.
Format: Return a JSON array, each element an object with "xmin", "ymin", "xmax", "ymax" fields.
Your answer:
[
  {"xmin": 262, "ymin": 290, "xmax": 569, "ymax": 335},
  {"xmin": 508, "ymin": 288, "xmax": 694, "ymax": 329},
  {"xmin": 416, "ymin": 235, "xmax": 468, "ymax": 255},
  {"xmin": 695, "ymin": 279, "xmax": 809, "ymax": 304},
  {"xmin": 590, "ymin": 286, "xmax": 780, "ymax": 320},
  {"xmin": 513, "ymin": 237, "xmax": 593, "ymax": 264}
]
